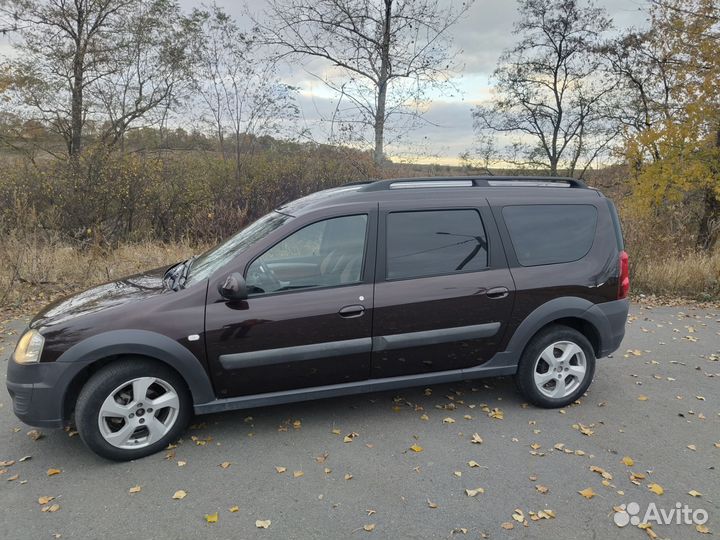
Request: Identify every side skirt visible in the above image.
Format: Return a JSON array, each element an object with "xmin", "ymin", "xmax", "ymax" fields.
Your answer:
[{"xmin": 193, "ymin": 358, "xmax": 518, "ymax": 415}]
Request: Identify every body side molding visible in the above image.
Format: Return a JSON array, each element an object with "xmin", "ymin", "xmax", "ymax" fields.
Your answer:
[
  {"xmin": 219, "ymin": 338, "xmax": 372, "ymax": 370},
  {"xmin": 372, "ymin": 322, "xmax": 501, "ymax": 351},
  {"xmin": 217, "ymin": 322, "xmax": 501, "ymax": 370}
]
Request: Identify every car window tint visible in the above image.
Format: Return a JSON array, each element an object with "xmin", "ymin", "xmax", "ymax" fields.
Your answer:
[
  {"xmin": 386, "ymin": 210, "xmax": 488, "ymax": 280},
  {"xmin": 502, "ymin": 204, "xmax": 598, "ymax": 266},
  {"xmin": 247, "ymin": 215, "xmax": 367, "ymax": 295}
]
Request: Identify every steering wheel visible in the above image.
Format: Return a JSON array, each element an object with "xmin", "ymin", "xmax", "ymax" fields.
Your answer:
[{"xmin": 248, "ymin": 262, "xmax": 282, "ymax": 292}]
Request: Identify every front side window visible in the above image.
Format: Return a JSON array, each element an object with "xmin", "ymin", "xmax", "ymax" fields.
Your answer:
[
  {"xmin": 502, "ymin": 204, "xmax": 598, "ymax": 266},
  {"xmin": 187, "ymin": 211, "xmax": 292, "ymax": 284},
  {"xmin": 386, "ymin": 209, "xmax": 488, "ymax": 280},
  {"xmin": 246, "ymin": 214, "xmax": 368, "ymax": 295}
]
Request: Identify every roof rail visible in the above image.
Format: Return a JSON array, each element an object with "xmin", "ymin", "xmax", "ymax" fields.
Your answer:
[{"xmin": 358, "ymin": 176, "xmax": 587, "ymax": 191}]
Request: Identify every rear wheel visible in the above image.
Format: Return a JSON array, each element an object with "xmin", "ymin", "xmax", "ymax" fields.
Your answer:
[
  {"xmin": 515, "ymin": 325, "xmax": 595, "ymax": 408},
  {"xmin": 75, "ymin": 359, "xmax": 191, "ymax": 461}
]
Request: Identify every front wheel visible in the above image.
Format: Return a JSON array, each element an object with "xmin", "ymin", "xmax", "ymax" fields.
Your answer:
[
  {"xmin": 515, "ymin": 325, "xmax": 596, "ymax": 408},
  {"xmin": 75, "ymin": 359, "xmax": 191, "ymax": 461}
]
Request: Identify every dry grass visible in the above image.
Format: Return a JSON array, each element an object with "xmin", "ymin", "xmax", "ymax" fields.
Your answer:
[
  {"xmin": 1, "ymin": 235, "xmax": 719, "ymax": 317},
  {"xmin": 0, "ymin": 234, "xmax": 200, "ymax": 315},
  {"xmin": 631, "ymin": 250, "xmax": 720, "ymax": 300}
]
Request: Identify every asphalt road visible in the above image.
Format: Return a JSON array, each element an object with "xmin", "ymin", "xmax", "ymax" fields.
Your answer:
[{"xmin": 0, "ymin": 303, "xmax": 718, "ymax": 540}]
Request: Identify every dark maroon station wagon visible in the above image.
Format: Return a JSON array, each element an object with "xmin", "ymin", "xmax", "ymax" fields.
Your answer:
[{"xmin": 7, "ymin": 177, "xmax": 629, "ymax": 460}]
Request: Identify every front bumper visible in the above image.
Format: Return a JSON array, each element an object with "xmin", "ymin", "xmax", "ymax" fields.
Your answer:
[{"xmin": 6, "ymin": 358, "xmax": 87, "ymax": 428}]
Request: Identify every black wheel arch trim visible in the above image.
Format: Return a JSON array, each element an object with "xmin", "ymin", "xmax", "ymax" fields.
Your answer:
[
  {"xmin": 56, "ymin": 330, "xmax": 216, "ymax": 405},
  {"xmin": 490, "ymin": 296, "xmax": 624, "ymax": 369}
]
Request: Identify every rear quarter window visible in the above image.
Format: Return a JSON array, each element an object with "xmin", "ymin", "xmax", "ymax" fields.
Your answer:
[{"xmin": 502, "ymin": 204, "xmax": 598, "ymax": 266}]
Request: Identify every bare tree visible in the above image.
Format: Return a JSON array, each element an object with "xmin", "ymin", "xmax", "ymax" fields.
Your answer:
[
  {"xmin": 599, "ymin": 29, "xmax": 676, "ymax": 163},
  {"xmin": 256, "ymin": 0, "xmax": 473, "ymax": 165},
  {"xmin": 1, "ymin": 0, "xmax": 191, "ymax": 157},
  {"xmin": 189, "ymin": 5, "xmax": 298, "ymax": 179},
  {"xmin": 473, "ymin": 0, "xmax": 616, "ymax": 178}
]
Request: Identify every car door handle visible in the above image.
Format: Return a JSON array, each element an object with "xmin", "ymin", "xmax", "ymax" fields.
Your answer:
[
  {"xmin": 339, "ymin": 304, "xmax": 365, "ymax": 318},
  {"xmin": 486, "ymin": 287, "xmax": 509, "ymax": 299}
]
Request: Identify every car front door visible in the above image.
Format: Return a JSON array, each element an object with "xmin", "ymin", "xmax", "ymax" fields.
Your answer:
[
  {"xmin": 371, "ymin": 199, "xmax": 515, "ymax": 379},
  {"xmin": 205, "ymin": 208, "xmax": 377, "ymax": 398}
]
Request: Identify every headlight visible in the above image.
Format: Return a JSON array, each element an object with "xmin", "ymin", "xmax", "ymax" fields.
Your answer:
[{"xmin": 12, "ymin": 329, "xmax": 45, "ymax": 365}]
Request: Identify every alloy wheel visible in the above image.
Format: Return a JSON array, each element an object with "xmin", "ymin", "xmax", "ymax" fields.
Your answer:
[
  {"xmin": 97, "ymin": 376, "xmax": 180, "ymax": 449},
  {"xmin": 532, "ymin": 341, "xmax": 587, "ymax": 399}
]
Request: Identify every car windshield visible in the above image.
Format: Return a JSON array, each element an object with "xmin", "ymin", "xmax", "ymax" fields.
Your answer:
[{"xmin": 185, "ymin": 211, "xmax": 292, "ymax": 284}]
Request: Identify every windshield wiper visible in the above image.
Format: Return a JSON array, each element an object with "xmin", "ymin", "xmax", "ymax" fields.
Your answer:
[
  {"xmin": 162, "ymin": 262, "xmax": 183, "ymax": 289},
  {"xmin": 175, "ymin": 256, "xmax": 197, "ymax": 290},
  {"xmin": 163, "ymin": 257, "xmax": 194, "ymax": 291}
]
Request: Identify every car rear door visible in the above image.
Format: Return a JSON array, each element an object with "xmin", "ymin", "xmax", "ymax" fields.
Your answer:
[{"xmin": 371, "ymin": 195, "xmax": 515, "ymax": 379}]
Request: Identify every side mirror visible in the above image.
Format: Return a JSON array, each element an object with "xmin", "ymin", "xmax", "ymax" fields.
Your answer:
[{"xmin": 218, "ymin": 272, "xmax": 248, "ymax": 300}]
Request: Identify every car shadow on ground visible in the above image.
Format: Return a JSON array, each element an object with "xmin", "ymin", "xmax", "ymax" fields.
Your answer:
[{"xmin": 35, "ymin": 375, "xmax": 524, "ymax": 464}]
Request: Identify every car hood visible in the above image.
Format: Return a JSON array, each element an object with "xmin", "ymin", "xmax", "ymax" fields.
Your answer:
[{"xmin": 30, "ymin": 266, "xmax": 172, "ymax": 330}]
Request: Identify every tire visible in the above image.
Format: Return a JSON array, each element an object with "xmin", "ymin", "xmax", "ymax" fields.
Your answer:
[
  {"xmin": 515, "ymin": 325, "xmax": 596, "ymax": 408},
  {"xmin": 75, "ymin": 358, "xmax": 191, "ymax": 461}
]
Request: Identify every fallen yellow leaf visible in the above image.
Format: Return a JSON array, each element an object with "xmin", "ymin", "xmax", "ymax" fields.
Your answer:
[
  {"xmin": 488, "ymin": 408, "xmax": 504, "ymax": 419},
  {"xmin": 465, "ymin": 487, "xmax": 484, "ymax": 497},
  {"xmin": 590, "ymin": 465, "xmax": 613, "ymax": 480},
  {"xmin": 229, "ymin": 505, "xmax": 239, "ymax": 512},
  {"xmin": 443, "ymin": 417, "xmax": 455, "ymax": 424},
  {"xmin": 637, "ymin": 395, "xmax": 649, "ymax": 401},
  {"xmin": 578, "ymin": 487, "xmax": 596, "ymax": 499},
  {"xmin": 409, "ymin": 444, "xmax": 423, "ymax": 453},
  {"xmin": 471, "ymin": 433, "xmax": 483, "ymax": 444},
  {"xmin": 363, "ymin": 524, "xmax": 376, "ymax": 532},
  {"xmin": 512, "ymin": 509, "xmax": 525, "ymax": 522},
  {"xmin": 38, "ymin": 496, "xmax": 54, "ymax": 505},
  {"xmin": 536, "ymin": 485, "xmax": 549, "ymax": 494},
  {"xmin": 129, "ymin": 485, "xmax": 142, "ymax": 494},
  {"xmin": 27, "ymin": 430, "xmax": 43, "ymax": 441},
  {"xmin": 696, "ymin": 524, "xmax": 711, "ymax": 534},
  {"xmin": 205, "ymin": 512, "xmax": 218, "ymax": 524},
  {"xmin": 275, "ymin": 466, "xmax": 286, "ymax": 473},
  {"xmin": 255, "ymin": 519, "xmax": 271, "ymax": 529},
  {"xmin": 622, "ymin": 456, "xmax": 634, "ymax": 466},
  {"xmin": 467, "ymin": 460, "xmax": 481, "ymax": 468},
  {"xmin": 688, "ymin": 490, "xmax": 702, "ymax": 497},
  {"xmin": 648, "ymin": 483, "xmax": 664, "ymax": 495},
  {"xmin": 47, "ymin": 468, "xmax": 61, "ymax": 477},
  {"xmin": 219, "ymin": 462, "xmax": 231, "ymax": 469},
  {"xmin": 501, "ymin": 522, "xmax": 514, "ymax": 530},
  {"xmin": 172, "ymin": 490, "xmax": 187, "ymax": 500},
  {"xmin": 293, "ymin": 470, "xmax": 304, "ymax": 478},
  {"xmin": 427, "ymin": 499, "xmax": 438, "ymax": 509}
]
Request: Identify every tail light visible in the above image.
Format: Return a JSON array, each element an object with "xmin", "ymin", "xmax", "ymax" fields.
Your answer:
[{"xmin": 618, "ymin": 250, "xmax": 629, "ymax": 299}]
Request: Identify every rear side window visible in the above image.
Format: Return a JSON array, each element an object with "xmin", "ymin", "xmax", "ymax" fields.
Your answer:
[
  {"xmin": 386, "ymin": 209, "xmax": 488, "ymax": 280},
  {"xmin": 605, "ymin": 199, "xmax": 625, "ymax": 250},
  {"xmin": 503, "ymin": 204, "xmax": 597, "ymax": 266}
]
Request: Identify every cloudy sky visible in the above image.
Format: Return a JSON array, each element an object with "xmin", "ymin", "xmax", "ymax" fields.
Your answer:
[
  {"xmin": 202, "ymin": 0, "xmax": 649, "ymax": 164},
  {"xmin": 1, "ymin": 0, "xmax": 649, "ymax": 164}
]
